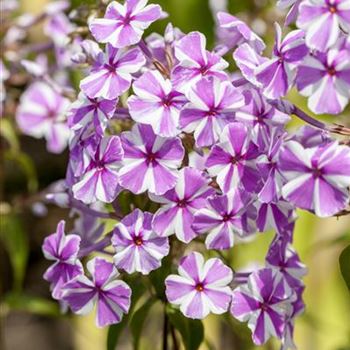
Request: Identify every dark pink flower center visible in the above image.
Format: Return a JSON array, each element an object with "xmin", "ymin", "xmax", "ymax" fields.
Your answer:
[
  {"xmin": 312, "ymin": 167, "xmax": 322, "ymax": 178},
  {"xmin": 327, "ymin": 67, "xmax": 337, "ymax": 76},
  {"xmin": 259, "ymin": 302, "xmax": 269, "ymax": 311},
  {"xmin": 329, "ymin": 5, "xmax": 337, "ymax": 14},
  {"xmin": 230, "ymin": 155, "xmax": 241, "ymax": 164},
  {"xmin": 162, "ymin": 96, "xmax": 173, "ymax": 107},
  {"xmin": 146, "ymin": 152, "xmax": 157, "ymax": 164},
  {"xmin": 195, "ymin": 283, "xmax": 204, "ymax": 292},
  {"xmin": 177, "ymin": 199, "xmax": 188, "ymax": 208},
  {"xmin": 222, "ymin": 213, "xmax": 232, "ymax": 222},
  {"xmin": 133, "ymin": 237, "xmax": 143, "ymax": 246}
]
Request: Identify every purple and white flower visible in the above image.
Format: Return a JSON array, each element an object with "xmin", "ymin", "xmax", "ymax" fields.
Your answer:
[
  {"xmin": 296, "ymin": 49, "xmax": 350, "ymax": 114},
  {"xmin": 255, "ymin": 24, "xmax": 308, "ymax": 99},
  {"xmin": 90, "ymin": 0, "xmax": 162, "ymax": 49},
  {"xmin": 165, "ymin": 252, "xmax": 233, "ymax": 319},
  {"xmin": 118, "ymin": 124, "xmax": 184, "ymax": 195},
  {"xmin": 231, "ymin": 268, "xmax": 295, "ymax": 345},
  {"xmin": 206, "ymin": 122, "xmax": 261, "ymax": 193},
  {"xmin": 63, "ymin": 257, "xmax": 131, "ymax": 327},
  {"xmin": 192, "ymin": 189, "xmax": 256, "ymax": 250},
  {"xmin": 128, "ymin": 70, "xmax": 185, "ymax": 137},
  {"xmin": 279, "ymin": 140, "xmax": 350, "ymax": 217},
  {"xmin": 297, "ymin": 0, "xmax": 350, "ymax": 52},
  {"xmin": 68, "ymin": 93, "xmax": 117, "ymax": 137},
  {"xmin": 42, "ymin": 220, "xmax": 82, "ymax": 299},
  {"xmin": 16, "ymin": 82, "xmax": 70, "ymax": 153},
  {"xmin": 72, "ymin": 136, "xmax": 123, "ymax": 204},
  {"xmin": 277, "ymin": 0, "xmax": 302, "ymax": 26},
  {"xmin": 216, "ymin": 11, "xmax": 265, "ymax": 53},
  {"xmin": 111, "ymin": 209, "xmax": 169, "ymax": 274},
  {"xmin": 151, "ymin": 167, "xmax": 215, "ymax": 243},
  {"xmin": 80, "ymin": 44, "xmax": 145, "ymax": 100},
  {"xmin": 172, "ymin": 32, "xmax": 229, "ymax": 93},
  {"xmin": 180, "ymin": 77, "xmax": 244, "ymax": 148}
]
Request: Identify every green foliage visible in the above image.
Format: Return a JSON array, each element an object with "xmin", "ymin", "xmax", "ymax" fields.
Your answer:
[
  {"xmin": 339, "ymin": 244, "xmax": 350, "ymax": 292},
  {"xmin": 107, "ymin": 276, "xmax": 147, "ymax": 350},
  {"xmin": 0, "ymin": 213, "xmax": 29, "ymax": 292},
  {"xmin": 70, "ymin": 0, "xmax": 96, "ymax": 9},
  {"xmin": 130, "ymin": 297, "xmax": 158, "ymax": 350},
  {"xmin": 3, "ymin": 293, "xmax": 61, "ymax": 317},
  {"xmin": 166, "ymin": 305, "xmax": 204, "ymax": 350},
  {"xmin": 149, "ymin": 254, "xmax": 172, "ymax": 299}
]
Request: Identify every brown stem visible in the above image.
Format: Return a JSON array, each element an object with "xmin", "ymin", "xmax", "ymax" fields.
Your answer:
[
  {"xmin": 162, "ymin": 305, "xmax": 169, "ymax": 350},
  {"xmin": 170, "ymin": 324, "xmax": 179, "ymax": 350}
]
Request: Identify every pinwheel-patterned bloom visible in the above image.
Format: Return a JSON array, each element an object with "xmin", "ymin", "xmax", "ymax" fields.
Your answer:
[
  {"xmin": 72, "ymin": 136, "xmax": 123, "ymax": 204},
  {"xmin": 279, "ymin": 140, "xmax": 350, "ymax": 217},
  {"xmin": 90, "ymin": 0, "xmax": 161, "ymax": 48},
  {"xmin": 231, "ymin": 268, "xmax": 295, "ymax": 345},
  {"xmin": 128, "ymin": 70, "xmax": 185, "ymax": 137},
  {"xmin": 111, "ymin": 209, "xmax": 169, "ymax": 274},
  {"xmin": 206, "ymin": 122, "xmax": 261, "ymax": 193},
  {"xmin": 16, "ymin": 82, "xmax": 70, "ymax": 153},
  {"xmin": 297, "ymin": 0, "xmax": 350, "ymax": 52},
  {"xmin": 150, "ymin": 167, "xmax": 215, "ymax": 243},
  {"xmin": 266, "ymin": 235, "xmax": 307, "ymax": 287},
  {"xmin": 180, "ymin": 77, "xmax": 244, "ymax": 148},
  {"xmin": 165, "ymin": 252, "xmax": 233, "ymax": 319},
  {"xmin": 68, "ymin": 93, "xmax": 117, "ymax": 137},
  {"xmin": 63, "ymin": 258, "xmax": 131, "ymax": 328},
  {"xmin": 80, "ymin": 44, "xmax": 145, "ymax": 100},
  {"xmin": 192, "ymin": 189, "xmax": 256, "ymax": 250},
  {"xmin": 216, "ymin": 11, "xmax": 265, "ymax": 53},
  {"xmin": 42, "ymin": 220, "xmax": 82, "ymax": 299},
  {"xmin": 172, "ymin": 32, "xmax": 229, "ymax": 93},
  {"xmin": 256, "ymin": 24, "xmax": 308, "ymax": 99},
  {"xmin": 296, "ymin": 49, "xmax": 350, "ymax": 114},
  {"xmin": 119, "ymin": 124, "xmax": 184, "ymax": 195}
]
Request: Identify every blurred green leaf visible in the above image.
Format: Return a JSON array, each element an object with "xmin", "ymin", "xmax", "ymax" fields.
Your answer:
[
  {"xmin": 149, "ymin": 255, "xmax": 172, "ymax": 299},
  {"xmin": 130, "ymin": 297, "xmax": 158, "ymax": 350},
  {"xmin": 71, "ymin": 0, "xmax": 95, "ymax": 9},
  {"xmin": 166, "ymin": 305, "xmax": 204, "ymax": 350},
  {"xmin": 339, "ymin": 244, "xmax": 350, "ymax": 292},
  {"xmin": 107, "ymin": 276, "xmax": 147, "ymax": 350},
  {"xmin": 0, "ymin": 214, "xmax": 29, "ymax": 292},
  {"xmin": 0, "ymin": 119, "xmax": 20, "ymax": 151},
  {"xmin": 5, "ymin": 150, "xmax": 38, "ymax": 193},
  {"xmin": 3, "ymin": 293, "xmax": 60, "ymax": 317}
]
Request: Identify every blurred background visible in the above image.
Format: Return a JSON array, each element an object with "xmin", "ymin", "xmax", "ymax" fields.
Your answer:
[{"xmin": 1, "ymin": 0, "xmax": 350, "ymax": 349}]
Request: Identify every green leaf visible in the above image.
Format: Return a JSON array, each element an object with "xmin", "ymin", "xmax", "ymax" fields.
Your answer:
[
  {"xmin": 71, "ymin": 0, "xmax": 96, "ymax": 9},
  {"xmin": 107, "ymin": 276, "xmax": 147, "ymax": 350},
  {"xmin": 5, "ymin": 150, "xmax": 38, "ymax": 193},
  {"xmin": 0, "ymin": 119, "xmax": 20, "ymax": 151},
  {"xmin": 166, "ymin": 305, "xmax": 204, "ymax": 350},
  {"xmin": 3, "ymin": 293, "xmax": 60, "ymax": 317},
  {"xmin": 130, "ymin": 298, "xmax": 158, "ymax": 350},
  {"xmin": 0, "ymin": 214, "xmax": 29, "ymax": 292},
  {"xmin": 149, "ymin": 255, "xmax": 172, "ymax": 299},
  {"xmin": 339, "ymin": 244, "xmax": 350, "ymax": 292}
]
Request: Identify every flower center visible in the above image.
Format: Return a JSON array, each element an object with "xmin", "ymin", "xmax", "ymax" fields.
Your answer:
[
  {"xmin": 312, "ymin": 167, "xmax": 322, "ymax": 178},
  {"xmin": 146, "ymin": 152, "xmax": 157, "ymax": 164},
  {"xmin": 134, "ymin": 237, "xmax": 143, "ymax": 246},
  {"xmin": 195, "ymin": 283, "xmax": 204, "ymax": 292},
  {"xmin": 230, "ymin": 155, "xmax": 241, "ymax": 164},
  {"xmin": 327, "ymin": 67, "xmax": 336, "ymax": 76},
  {"xmin": 177, "ymin": 199, "xmax": 188, "ymax": 208},
  {"xmin": 259, "ymin": 302, "xmax": 269, "ymax": 311},
  {"xmin": 222, "ymin": 213, "xmax": 232, "ymax": 222},
  {"xmin": 162, "ymin": 96, "xmax": 173, "ymax": 107},
  {"xmin": 329, "ymin": 5, "xmax": 337, "ymax": 14}
]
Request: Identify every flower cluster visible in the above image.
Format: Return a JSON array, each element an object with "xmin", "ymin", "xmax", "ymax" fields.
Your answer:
[{"xmin": 4, "ymin": 0, "xmax": 350, "ymax": 348}]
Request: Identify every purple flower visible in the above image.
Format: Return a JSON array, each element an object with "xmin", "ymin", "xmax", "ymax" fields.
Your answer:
[
  {"xmin": 235, "ymin": 89, "xmax": 290, "ymax": 148},
  {"xmin": 296, "ymin": 49, "xmax": 350, "ymax": 114},
  {"xmin": 206, "ymin": 122, "xmax": 261, "ymax": 193},
  {"xmin": 68, "ymin": 93, "xmax": 117, "ymax": 137},
  {"xmin": 216, "ymin": 11, "xmax": 265, "ymax": 53},
  {"xmin": 16, "ymin": 82, "xmax": 70, "ymax": 153},
  {"xmin": 118, "ymin": 124, "xmax": 184, "ymax": 195},
  {"xmin": 89, "ymin": 0, "xmax": 162, "ymax": 48},
  {"xmin": 297, "ymin": 0, "xmax": 350, "ymax": 52},
  {"xmin": 80, "ymin": 44, "xmax": 145, "ymax": 100},
  {"xmin": 277, "ymin": 0, "xmax": 302, "ymax": 26},
  {"xmin": 256, "ymin": 200, "xmax": 296, "ymax": 234},
  {"xmin": 180, "ymin": 77, "xmax": 244, "ymax": 148},
  {"xmin": 255, "ymin": 24, "xmax": 308, "ymax": 99},
  {"xmin": 150, "ymin": 167, "xmax": 215, "ymax": 243},
  {"xmin": 111, "ymin": 209, "xmax": 169, "ymax": 274},
  {"xmin": 72, "ymin": 136, "xmax": 123, "ymax": 204},
  {"xmin": 165, "ymin": 252, "xmax": 233, "ymax": 319},
  {"xmin": 231, "ymin": 268, "xmax": 295, "ymax": 345},
  {"xmin": 172, "ymin": 32, "xmax": 229, "ymax": 93},
  {"xmin": 63, "ymin": 257, "xmax": 131, "ymax": 327},
  {"xmin": 42, "ymin": 220, "xmax": 82, "ymax": 299},
  {"xmin": 128, "ymin": 70, "xmax": 185, "ymax": 137},
  {"xmin": 279, "ymin": 140, "xmax": 350, "ymax": 217},
  {"xmin": 266, "ymin": 235, "xmax": 307, "ymax": 288},
  {"xmin": 192, "ymin": 189, "xmax": 256, "ymax": 250}
]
